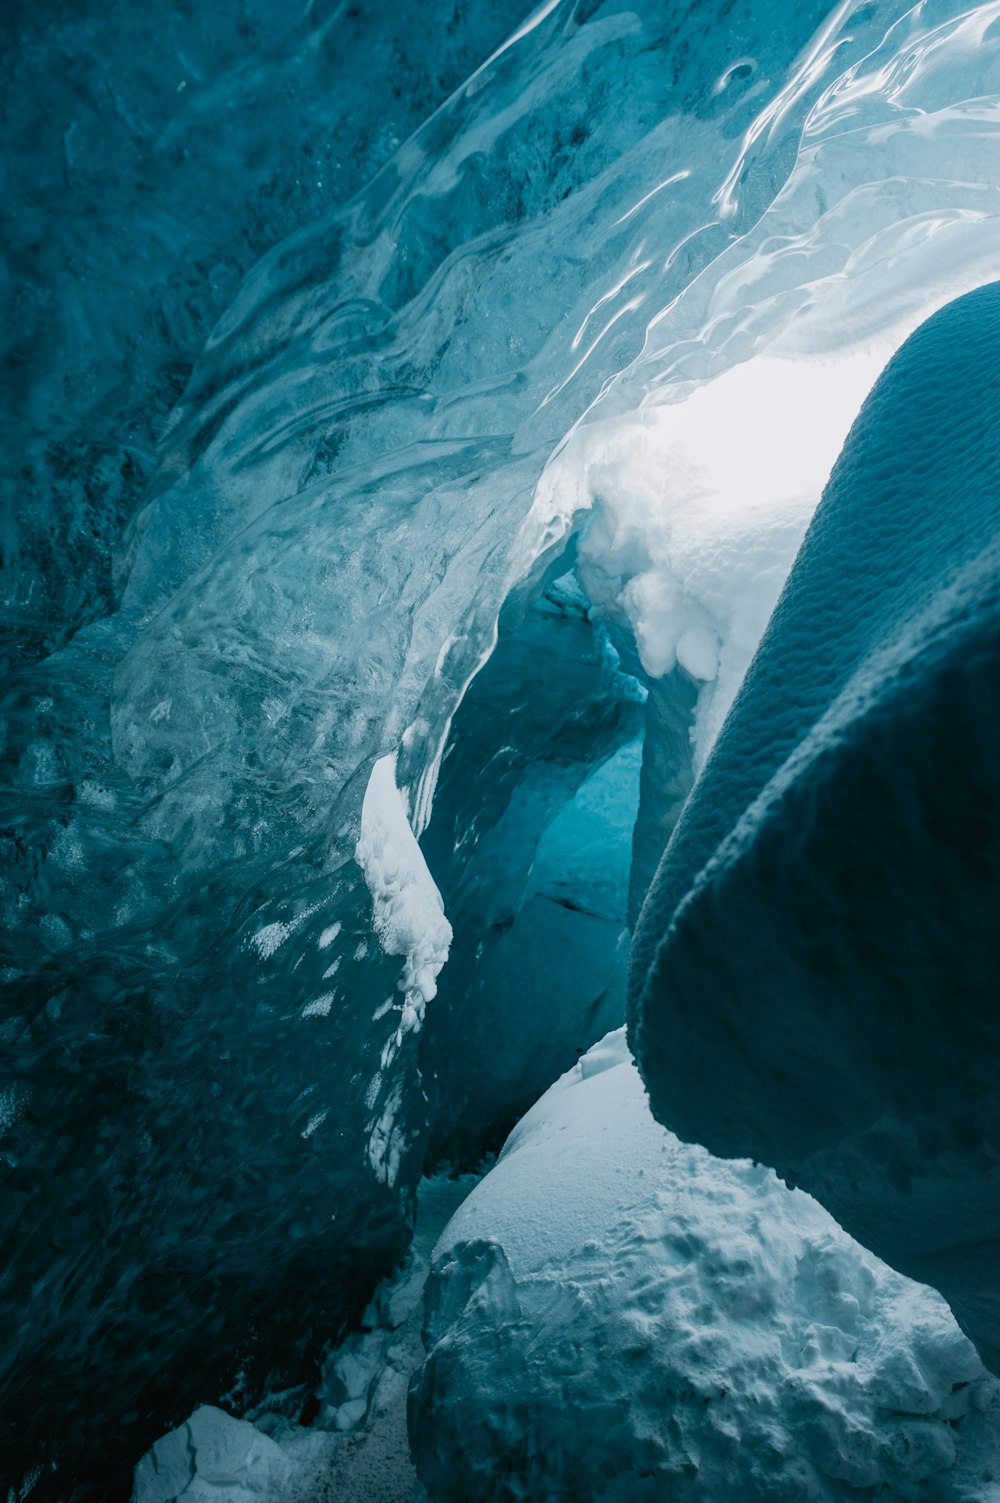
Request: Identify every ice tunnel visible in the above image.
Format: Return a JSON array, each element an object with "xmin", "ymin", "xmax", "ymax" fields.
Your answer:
[{"xmin": 2, "ymin": 0, "xmax": 1000, "ymax": 1498}]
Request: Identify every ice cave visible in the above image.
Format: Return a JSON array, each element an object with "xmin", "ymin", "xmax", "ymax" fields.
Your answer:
[{"xmin": 2, "ymin": 0, "xmax": 1000, "ymax": 1498}]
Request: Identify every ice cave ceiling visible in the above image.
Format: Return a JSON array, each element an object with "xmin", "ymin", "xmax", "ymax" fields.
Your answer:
[{"xmin": 2, "ymin": 0, "xmax": 999, "ymax": 1499}]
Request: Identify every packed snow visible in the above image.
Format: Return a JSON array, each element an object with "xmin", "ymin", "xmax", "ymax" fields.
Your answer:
[
  {"xmin": 355, "ymin": 753, "xmax": 453, "ymax": 1035},
  {"xmin": 412, "ymin": 1032, "xmax": 1000, "ymax": 1503}
]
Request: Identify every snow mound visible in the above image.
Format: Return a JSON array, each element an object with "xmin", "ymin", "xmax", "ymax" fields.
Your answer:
[{"xmin": 410, "ymin": 1032, "xmax": 1000, "ymax": 1503}]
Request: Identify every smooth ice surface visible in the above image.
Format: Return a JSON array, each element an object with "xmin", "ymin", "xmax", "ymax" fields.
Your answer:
[
  {"xmin": 412, "ymin": 1032, "xmax": 1000, "ymax": 1502},
  {"xmin": 631, "ymin": 282, "xmax": 1000, "ymax": 1371}
]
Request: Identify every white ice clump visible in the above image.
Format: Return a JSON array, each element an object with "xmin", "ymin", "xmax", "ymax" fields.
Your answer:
[
  {"xmin": 411, "ymin": 1031, "xmax": 1000, "ymax": 1502},
  {"xmin": 354, "ymin": 753, "xmax": 453, "ymax": 1034},
  {"xmin": 132, "ymin": 1406, "xmax": 292, "ymax": 1503}
]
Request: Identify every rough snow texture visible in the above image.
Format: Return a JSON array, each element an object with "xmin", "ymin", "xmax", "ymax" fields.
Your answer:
[
  {"xmin": 630, "ymin": 283, "xmax": 1000, "ymax": 1373},
  {"xmin": 411, "ymin": 1032, "xmax": 1000, "ymax": 1503}
]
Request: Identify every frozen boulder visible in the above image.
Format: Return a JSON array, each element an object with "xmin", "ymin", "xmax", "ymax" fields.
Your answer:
[
  {"xmin": 629, "ymin": 282, "xmax": 1000, "ymax": 1372},
  {"xmin": 132, "ymin": 1406, "xmax": 291, "ymax": 1503},
  {"xmin": 410, "ymin": 1032, "xmax": 1000, "ymax": 1502}
]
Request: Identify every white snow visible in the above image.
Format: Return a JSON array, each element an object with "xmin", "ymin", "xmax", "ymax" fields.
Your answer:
[
  {"xmin": 540, "ymin": 348, "xmax": 888, "ymax": 770},
  {"xmin": 412, "ymin": 1031, "xmax": 1000, "ymax": 1502},
  {"xmin": 301, "ymin": 994, "xmax": 335, "ymax": 1019},
  {"xmin": 354, "ymin": 753, "xmax": 452, "ymax": 1035}
]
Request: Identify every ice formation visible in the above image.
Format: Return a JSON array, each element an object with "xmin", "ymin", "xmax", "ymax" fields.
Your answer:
[
  {"xmin": 132, "ymin": 1407, "xmax": 293, "ymax": 1503},
  {"xmin": 355, "ymin": 754, "xmax": 452, "ymax": 1037},
  {"xmin": 3, "ymin": 0, "xmax": 1000, "ymax": 1495},
  {"xmin": 412, "ymin": 1032, "xmax": 1000, "ymax": 1502},
  {"xmin": 630, "ymin": 279, "xmax": 1000, "ymax": 1373}
]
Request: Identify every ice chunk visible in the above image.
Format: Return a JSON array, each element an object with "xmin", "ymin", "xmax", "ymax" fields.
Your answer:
[
  {"xmin": 411, "ymin": 1033, "xmax": 1000, "ymax": 1502},
  {"xmin": 132, "ymin": 1406, "xmax": 291, "ymax": 1503},
  {"xmin": 630, "ymin": 282, "xmax": 1000, "ymax": 1373}
]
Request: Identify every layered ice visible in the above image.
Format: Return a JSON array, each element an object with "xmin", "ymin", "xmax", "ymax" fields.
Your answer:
[
  {"xmin": 1, "ymin": 0, "xmax": 529, "ymax": 675},
  {"xmin": 412, "ymin": 1032, "xmax": 1000, "ymax": 1502},
  {"xmin": 630, "ymin": 282, "xmax": 1000, "ymax": 1372}
]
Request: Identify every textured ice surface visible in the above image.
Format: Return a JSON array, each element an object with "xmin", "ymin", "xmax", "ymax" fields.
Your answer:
[
  {"xmin": 419, "ymin": 568, "xmax": 644, "ymax": 1166},
  {"xmin": 631, "ymin": 283, "xmax": 1000, "ymax": 1372},
  {"xmin": 6, "ymin": 0, "xmax": 1000, "ymax": 1495},
  {"xmin": 0, "ymin": 0, "xmax": 528, "ymax": 676},
  {"xmin": 132, "ymin": 1407, "xmax": 293, "ymax": 1503},
  {"xmin": 412, "ymin": 1032, "xmax": 1000, "ymax": 1502}
]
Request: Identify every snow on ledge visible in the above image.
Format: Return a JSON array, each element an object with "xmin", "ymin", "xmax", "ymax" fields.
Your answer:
[{"xmin": 355, "ymin": 753, "xmax": 452, "ymax": 1036}]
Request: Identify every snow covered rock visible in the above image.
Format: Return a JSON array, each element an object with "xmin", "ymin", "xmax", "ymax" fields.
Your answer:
[
  {"xmin": 629, "ymin": 282, "xmax": 1000, "ymax": 1373},
  {"xmin": 132, "ymin": 1406, "xmax": 291, "ymax": 1503},
  {"xmin": 410, "ymin": 1033, "xmax": 1000, "ymax": 1503}
]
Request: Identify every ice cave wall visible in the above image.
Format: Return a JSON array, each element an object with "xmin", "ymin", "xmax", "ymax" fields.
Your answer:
[
  {"xmin": 629, "ymin": 279, "xmax": 1000, "ymax": 1376},
  {"xmin": 0, "ymin": 0, "xmax": 528, "ymax": 675},
  {"xmin": 4, "ymin": 0, "xmax": 1000, "ymax": 1496}
]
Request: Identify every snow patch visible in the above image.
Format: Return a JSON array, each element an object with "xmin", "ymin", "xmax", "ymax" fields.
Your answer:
[
  {"xmin": 318, "ymin": 922, "xmax": 341, "ymax": 950},
  {"xmin": 301, "ymin": 994, "xmax": 335, "ymax": 1020},
  {"xmin": 412, "ymin": 1031, "xmax": 1000, "ymax": 1501},
  {"xmin": 551, "ymin": 349, "xmax": 889, "ymax": 769},
  {"xmin": 354, "ymin": 754, "xmax": 452, "ymax": 1034}
]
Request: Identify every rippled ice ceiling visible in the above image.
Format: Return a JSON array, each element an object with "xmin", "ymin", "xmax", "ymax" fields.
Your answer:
[{"xmin": 3, "ymin": 0, "xmax": 1000, "ymax": 1496}]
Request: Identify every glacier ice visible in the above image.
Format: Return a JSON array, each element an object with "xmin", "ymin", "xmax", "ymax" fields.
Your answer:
[
  {"xmin": 131, "ymin": 1174, "xmax": 477, "ymax": 1503},
  {"xmin": 418, "ymin": 566, "xmax": 644, "ymax": 1166},
  {"xmin": 411, "ymin": 1032, "xmax": 1000, "ymax": 1502},
  {"xmin": 0, "ymin": 0, "xmax": 528, "ymax": 677},
  {"xmin": 4, "ymin": 0, "xmax": 1000, "ymax": 1495},
  {"xmin": 630, "ymin": 281, "xmax": 1000, "ymax": 1373}
]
